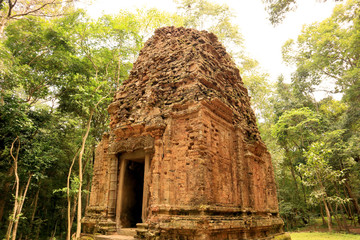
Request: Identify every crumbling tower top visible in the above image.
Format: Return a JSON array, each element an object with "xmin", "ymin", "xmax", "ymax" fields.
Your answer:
[{"xmin": 109, "ymin": 26, "xmax": 260, "ymax": 142}]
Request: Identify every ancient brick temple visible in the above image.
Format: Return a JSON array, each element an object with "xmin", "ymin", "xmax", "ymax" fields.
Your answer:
[{"xmin": 83, "ymin": 26, "xmax": 285, "ymax": 239}]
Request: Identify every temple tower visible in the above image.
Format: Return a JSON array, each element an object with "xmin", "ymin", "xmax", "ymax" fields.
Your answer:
[{"xmin": 83, "ymin": 26, "xmax": 285, "ymax": 240}]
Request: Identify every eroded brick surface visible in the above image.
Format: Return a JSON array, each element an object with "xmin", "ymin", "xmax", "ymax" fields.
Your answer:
[{"xmin": 83, "ymin": 26, "xmax": 285, "ymax": 240}]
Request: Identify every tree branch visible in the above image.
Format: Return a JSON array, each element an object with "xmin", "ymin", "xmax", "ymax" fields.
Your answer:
[
  {"xmin": 7, "ymin": 0, "xmax": 15, "ymax": 18},
  {"xmin": 10, "ymin": 0, "xmax": 58, "ymax": 19}
]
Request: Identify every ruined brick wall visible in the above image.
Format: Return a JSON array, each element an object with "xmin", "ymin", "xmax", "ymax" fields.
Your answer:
[{"xmin": 89, "ymin": 134, "xmax": 110, "ymax": 208}]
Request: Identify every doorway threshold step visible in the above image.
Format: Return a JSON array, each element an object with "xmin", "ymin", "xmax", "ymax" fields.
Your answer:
[
  {"xmin": 94, "ymin": 235, "xmax": 135, "ymax": 240},
  {"xmin": 94, "ymin": 228, "xmax": 137, "ymax": 240},
  {"xmin": 118, "ymin": 228, "xmax": 137, "ymax": 236}
]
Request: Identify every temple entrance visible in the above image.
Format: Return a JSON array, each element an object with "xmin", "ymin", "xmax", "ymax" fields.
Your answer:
[
  {"xmin": 116, "ymin": 150, "xmax": 150, "ymax": 229},
  {"xmin": 122, "ymin": 160, "xmax": 144, "ymax": 227}
]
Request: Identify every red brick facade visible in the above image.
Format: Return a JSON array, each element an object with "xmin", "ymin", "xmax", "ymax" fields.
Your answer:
[{"xmin": 83, "ymin": 27, "xmax": 285, "ymax": 239}]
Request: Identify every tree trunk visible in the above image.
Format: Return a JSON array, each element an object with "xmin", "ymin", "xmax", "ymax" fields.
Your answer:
[
  {"xmin": 346, "ymin": 200, "xmax": 355, "ymax": 226},
  {"xmin": 340, "ymin": 203, "xmax": 350, "ymax": 232},
  {"xmin": 67, "ymin": 149, "xmax": 80, "ymax": 240},
  {"xmin": 327, "ymin": 199, "xmax": 344, "ymax": 230},
  {"xmin": 320, "ymin": 203, "xmax": 326, "ymax": 225},
  {"xmin": 26, "ymin": 185, "xmax": 41, "ymax": 240},
  {"xmin": 6, "ymin": 137, "xmax": 20, "ymax": 240},
  {"xmin": 0, "ymin": 165, "xmax": 14, "ymax": 222},
  {"xmin": 317, "ymin": 175, "xmax": 332, "ymax": 231},
  {"xmin": 0, "ymin": 174, "xmax": 13, "ymax": 222},
  {"xmin": 12, "ymin": 174, "xmax": 33, "ymax": 240},
  {"xmin": 31, "ymin": 185, "xmax": 40, "ymax": 222},
  {"xmin": 344, "ymin": 180, "xmax": 360, "ymax": 223},
  {"xmin": 52, "ymin": 219, "xmax": 58, "ymax": 239},
  {"xmin": 74, "ymin": 91, "xmax": 107, "ymax": 239},
  {"xmin": 0, "ymin": 190, "xmax": 7, "ymax": 223},
  {"xmin": 75, "ymin": 108, "xmax": 95, "ymax": 239},
  {"xmin": 70, "ymin": 195, "xmax": 78, "ymax": 234},
  {"xmin": 339, "ymin": 158, "xmax": 360, "ymax": 224},
  {"xmin": 322, "ymin": 197, "xmax": 332, "ymax": 231},
  {"xmin": 288, "ymin": 161, "xmax": 300, "ymax": 197}
]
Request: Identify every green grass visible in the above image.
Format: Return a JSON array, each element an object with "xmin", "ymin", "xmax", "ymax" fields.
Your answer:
[{"xmin": 290, "ymin": 232, "xmax": 360, "ymax": 240}]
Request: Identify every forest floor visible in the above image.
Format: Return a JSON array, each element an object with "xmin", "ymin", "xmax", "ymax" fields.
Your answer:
[
  {"xmin": 290, "ymin": 232, "xmax": 360, "ymax": 240},
  {"xmin": 289, "ymin": 218, "xmax": 360, "ymax": 239},
  {"xmin": 296, "ymin": 224, "xmax": 360, "ymax": 234}
]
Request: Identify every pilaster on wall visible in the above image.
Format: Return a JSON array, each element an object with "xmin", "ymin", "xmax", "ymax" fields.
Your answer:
[
  {"xmin": 107, "ymin": 154, "xmax": 118, "ymax": 218},
  {"xmin": 82, "ymin": 134, "xmax": 116, "ymax": 234}
]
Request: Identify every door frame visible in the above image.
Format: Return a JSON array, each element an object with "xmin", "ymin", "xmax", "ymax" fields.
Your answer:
[{"xmin": 116, "ymin": 150, "xmax": 151, "ymax": 229}]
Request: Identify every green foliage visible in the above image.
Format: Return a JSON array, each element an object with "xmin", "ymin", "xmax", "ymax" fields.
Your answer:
[
  {"xmin": 0, "ymin": 8, "xmax": 145, "ymax": 238},
  {"xmin": 273, "ymin": 107, "xmax": 322, "ymax": 149},
  {"xmin": 262, "ymin": 0, "xmax": 344, "ymax": 25},
  {"xmin": 53, "ymin": 176, "xmax": 85, "ymax": 197},
  {"xmin": 175, "ymin": 0, "xmax": 243, "ymax": 56},
  {"xmin": 262, "ymin": 0, "xmax": 297, "ymax": 25},
  {"xmin": 299, "ymin": 141, "xmax": 346, "ymax": 203},
  {"xmin": 2, "ymin": 16, "xmax": 76, "ymax": 103},
  {"xmin": 282, "ymin": 0, "xmax": 360, "ymax": 104},
  {"xmin": 269, "ymin": 0, "xmax": 360, "ymax": 230},
  {"xmin": 0, "ymin": 94, "xmax": 58, "ymax": 180},
  {"xmin": 135, "ymin": 8, "xmax": 184, "ymax": 39},
  {"xmin": 240, "ymin": 57, "xmax": 273, "ymax": 120}
]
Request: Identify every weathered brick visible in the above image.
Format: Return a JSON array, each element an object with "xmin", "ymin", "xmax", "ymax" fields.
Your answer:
[{"xmin": 83, "ymin": 26, "xmax": 286, "ymax": 240}]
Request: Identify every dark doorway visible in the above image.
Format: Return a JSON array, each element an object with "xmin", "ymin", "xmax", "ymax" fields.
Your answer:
[{"xmin": 120, "ymin": 160, "xmax": 144, "ymax": 227}]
